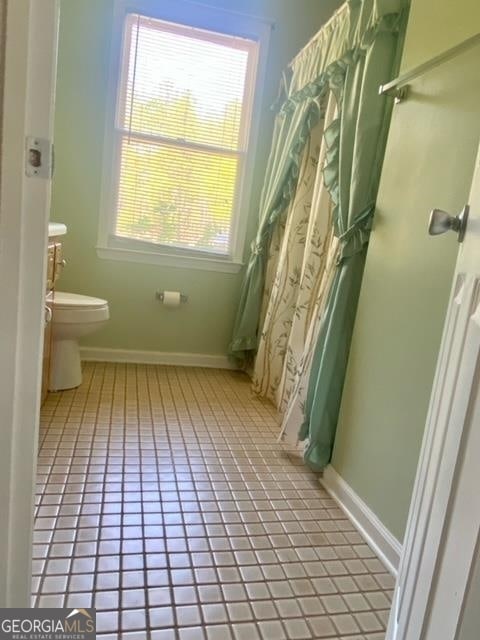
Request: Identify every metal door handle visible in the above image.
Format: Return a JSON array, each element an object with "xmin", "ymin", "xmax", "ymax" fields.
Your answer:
[
  {"xmin": 45, "ymin": 305, "xmax": 52, "ymax": 325},
  {"xmin": 428, "ymin": 205, "xmax": 469, "ymax": 243}
]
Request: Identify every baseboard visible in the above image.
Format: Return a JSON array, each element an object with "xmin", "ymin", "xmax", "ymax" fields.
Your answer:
[
  {"xmin": 320, "ymin": 465, "xmax": 402, "ymax": 576},
  {"xmin": 80, "ymin": 347, "xmax": 238, "ymax": 370}
]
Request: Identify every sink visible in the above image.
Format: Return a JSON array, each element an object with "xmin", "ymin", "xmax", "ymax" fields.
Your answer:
[{"xmin": 48, "ymin": 222, "xmax": 67, "ymax": 238}]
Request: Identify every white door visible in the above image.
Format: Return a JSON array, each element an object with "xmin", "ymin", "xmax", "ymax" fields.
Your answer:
[
  {"xmin": 387, "ymin": 139, "xmax": 480, "ymax": 639},
  {"xmin": 0, "ymin": 0, "xmax": 59, "ymax": 606}
]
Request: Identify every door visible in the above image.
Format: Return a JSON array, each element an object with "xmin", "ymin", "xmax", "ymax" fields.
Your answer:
[
  {"xmin": 387, "ymin": 140, "xmax": 480, "ymax": 639},
  {"xmin": 0, "ymin": 0, "xmax": 59, "ymax": 606}
]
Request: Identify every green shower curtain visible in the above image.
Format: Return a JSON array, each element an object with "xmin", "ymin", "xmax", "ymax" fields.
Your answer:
[
  {"xmin": 230, "ymin": 0, "xmax": 407, "ymax": 466},
  {"xmin": 229, "ymin": 0, "xmax": 407, "ymax": 364},
  {"xmin": 229, "ymin": 88, "xmax": 323, "ymax": 360},
  {"xmin": 300, "ymin": 12, "xmax": 407, "ymax": 469}
]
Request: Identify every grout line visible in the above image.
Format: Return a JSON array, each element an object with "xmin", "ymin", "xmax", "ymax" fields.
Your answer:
[{"xmin": 34, "ymin": 363, "xmax": 395, "ymax": 639}]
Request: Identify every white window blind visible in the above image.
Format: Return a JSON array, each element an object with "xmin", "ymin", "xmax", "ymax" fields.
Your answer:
[{"xmin": 113, "ymin": 13, "xmax": 259, "ymax": 257}]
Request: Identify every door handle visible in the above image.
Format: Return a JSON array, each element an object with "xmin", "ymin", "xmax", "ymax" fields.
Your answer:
[
  {"xmin": 45, "ymin": 305, "xmax": 52, "ymax": 325},
  {"xmin": 428, "ymin": 205, "xmax": 469, "ymax": 243}
]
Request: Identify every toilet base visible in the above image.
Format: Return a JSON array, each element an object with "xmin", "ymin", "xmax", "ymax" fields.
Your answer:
[{"xmin": 49, "ymin": 338, "xmax": 82, "ymax": 391}]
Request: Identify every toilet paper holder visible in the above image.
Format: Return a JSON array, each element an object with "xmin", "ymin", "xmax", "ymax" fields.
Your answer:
[{"xmin": 155, "ymin": 290, "xmax": 188, "ymax": 304}]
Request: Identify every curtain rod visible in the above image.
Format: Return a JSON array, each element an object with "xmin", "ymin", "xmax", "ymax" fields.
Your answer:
[
  {"xmin": 288, "ymin": 2, "xmax": 349, "ymax": 68},
  {"xmin": 379, "ymin": 31, "xmax": 480, "ymax": 102}
]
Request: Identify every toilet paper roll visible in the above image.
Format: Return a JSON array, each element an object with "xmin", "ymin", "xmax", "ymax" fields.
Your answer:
[{"xmin": 162, "ymin": 290, "xmax": 181, "ymax": 308}]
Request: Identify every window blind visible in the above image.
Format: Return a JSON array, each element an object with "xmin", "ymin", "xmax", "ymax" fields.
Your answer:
[{"xmin": 113, "ymin": 13, "xmax": 259, "ymax": 256}]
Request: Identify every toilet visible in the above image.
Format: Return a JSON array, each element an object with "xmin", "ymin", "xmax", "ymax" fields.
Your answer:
[{"xmin": 49, "ymin": 292, "xmax": 109, "ymax": 391}]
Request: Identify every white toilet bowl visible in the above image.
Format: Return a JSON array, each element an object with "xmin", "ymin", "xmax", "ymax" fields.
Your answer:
[{"xmin": 50, "ymin": 291, "xmax": 109, "ymax": 391}]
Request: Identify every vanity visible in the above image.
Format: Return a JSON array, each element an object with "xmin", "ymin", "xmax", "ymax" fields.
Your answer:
[{"xmin": 42, "ymin": 222, "xmax": 67, "ymax": 404}]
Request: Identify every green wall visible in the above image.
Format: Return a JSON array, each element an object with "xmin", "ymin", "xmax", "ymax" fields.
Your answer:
[
  {"xmin": 51, "ymin": 0, "xmax": 340, "ymax": 355},
  {"xmin": 400, "ymin": 0, "xmax": 480, "ymax": 70},
  {"xmin": 332, "ymin": 1, "xmax": 480, "ymax": 541}
]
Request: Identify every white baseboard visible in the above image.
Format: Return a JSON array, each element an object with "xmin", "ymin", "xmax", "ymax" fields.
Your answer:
[
  {"xmin": 320, "ymin": 465, "xmax": 402, "ymax": 576},
  {"xmin": 80, "ymin": 347, "xmax": 238, "ymax": 370}
]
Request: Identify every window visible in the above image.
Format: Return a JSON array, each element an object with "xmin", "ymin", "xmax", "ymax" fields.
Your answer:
[{"xmin": 100, "ymin": 8, "xmax": 265, "ymax": 271}]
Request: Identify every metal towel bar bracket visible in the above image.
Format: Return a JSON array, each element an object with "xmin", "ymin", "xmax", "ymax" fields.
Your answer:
[
  {"xmin": 378, "ymin": 84, "xmax": 409, "ymax": 103},
  {"xmin": 378, "ymin": 32, "xmax": 480, "ymax": 105}
]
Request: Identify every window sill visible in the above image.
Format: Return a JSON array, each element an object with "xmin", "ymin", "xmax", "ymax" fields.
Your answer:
[{"xmin": 96, "ymin": 245, "xmax": 244, "ymax": 274}]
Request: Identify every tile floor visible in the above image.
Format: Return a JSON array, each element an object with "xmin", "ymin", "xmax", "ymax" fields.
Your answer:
[{"xmin": 33, "ymin": 362, "xmax": 393, "ymax": 639}]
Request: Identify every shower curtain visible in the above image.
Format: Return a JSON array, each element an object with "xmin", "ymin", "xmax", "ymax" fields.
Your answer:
[
  {"xmin": 230, "ymin": 0, "xmax": 407, "ymax": 464},
  {"xmin": 252, "ymin": 96, "xmax": 339, "ymax": 420}
]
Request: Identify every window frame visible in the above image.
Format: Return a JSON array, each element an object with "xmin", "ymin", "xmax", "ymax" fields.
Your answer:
[{"xmin": 98, "ymin": 0, "xmax": 271, "ymax": 273}]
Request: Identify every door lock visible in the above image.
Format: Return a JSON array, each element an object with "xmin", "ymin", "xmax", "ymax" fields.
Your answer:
[{"xmin": 25, "ymin": 136, "xmax": 53, "ymax": 178}]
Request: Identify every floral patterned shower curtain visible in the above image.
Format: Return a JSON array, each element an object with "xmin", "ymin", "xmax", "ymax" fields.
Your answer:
[
  {"xmin": 252, "ymin": 95, "xmax": 339, "ymax": 444},
  {"xmin": 230, "ymin": 0, "xmax": 407, "ymax": 463}
]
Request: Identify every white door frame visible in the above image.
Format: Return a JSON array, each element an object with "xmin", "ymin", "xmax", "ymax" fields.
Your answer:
[{"xmin": 0, "ymin": 0, "xmax": 59, "ymax": 606}]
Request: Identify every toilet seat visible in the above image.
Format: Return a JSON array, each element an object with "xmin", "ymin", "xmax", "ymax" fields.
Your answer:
[
  {"xmin": 54, "ymin": 291, "xmax": 108, "ymax": 310},
  {"xmin": 52, "ymin": 292, "xmax": 109, "ymax": 325}
]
